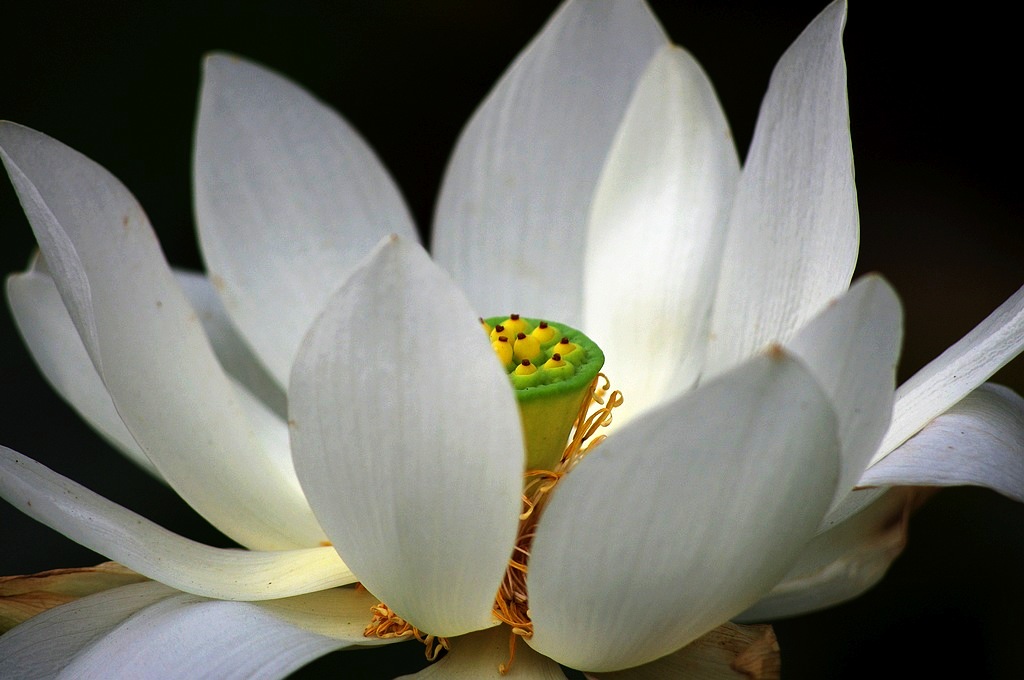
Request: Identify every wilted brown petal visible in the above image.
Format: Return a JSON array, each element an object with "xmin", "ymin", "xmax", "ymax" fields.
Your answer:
[{"xmin": 0, "ymin": 562, "xmax": 147, "ymax": 632}]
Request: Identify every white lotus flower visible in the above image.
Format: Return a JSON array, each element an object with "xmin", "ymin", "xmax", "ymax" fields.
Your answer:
[{"xmin": 1, "ymin": 0, "xmax": 1023, "ymax": 677}]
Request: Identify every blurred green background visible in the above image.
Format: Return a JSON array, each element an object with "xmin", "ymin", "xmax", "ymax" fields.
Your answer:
[{"xmin": 1, "ymin": 1, "xmax": 1021, "ymax": 677}]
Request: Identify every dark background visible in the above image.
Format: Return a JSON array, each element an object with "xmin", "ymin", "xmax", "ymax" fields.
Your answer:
[{"xmin": 1, "ymin": 2, "xmax": 1021, "ymax": 678}]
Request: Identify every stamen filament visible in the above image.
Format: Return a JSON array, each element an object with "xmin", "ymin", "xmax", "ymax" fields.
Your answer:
[
  {"xmin": 363, "ymin": 602, "xmax": 450, "ymax": 661},
  {"xmin": 492, "ymin": 373, "xmax": 622, "ymax": 674}
]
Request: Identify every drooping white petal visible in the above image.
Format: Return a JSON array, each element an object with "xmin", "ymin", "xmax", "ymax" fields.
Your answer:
[
  {"xmin": 873, "ymin": 283, "xmax": 1024, "ymax": 466},
  {"xmin": 0, "ymin": 583, "xmax": 392, "ymax": 680},
  {"xmin": 0, "ymin": 447, "xmax": 354, "ymax": 600},
  {"xmin": 432, "ymin": 0, "xmax": 667, "ymax": 323},
  {"xmin": 6, "ymin": 264, "xmax": 156, "ymax": 477},
  {"xmin": 289, "ymin": 237, "xmax": 522, "ymax": 637},
  {"xmin": 787, "ymin": 275, "xmax": 902, "ymax": 507},
  {"xmin": 252, "ymin": 586, "xmax": 394, "ymax": 644},
  {"xmin": 582, "ymin": 44, "xmax": 740, "ymax": 423},
  {"xmin": 527, "ymin": 350, "xmax": 840, "ymax": 671},
  {"xmin": 174, "ymin": 270, "xmax": 287, "ymax": 417},
  {"xmin": 705, "ymin": 0, "xmax": 857, "ymax": 377},
  {"xmin": 194, "ymin": 54, "xmax": 417, "ymax": 387},
  {"xmin": 861, "ymin": 384, "xmax": 1024, "ymax": 500},
  {"xmin": 737, "ymin": 488, "xmax": 914, "ymax": 621},
  {"xmin": 586, "ymin": 622, "xmax": 779, "ymax": 680},
  {"xmin": 0, "ymin": 122, "xmax": 325, "ymax": 549},
  {"xmin": 56, "ymin": 592, "xmax": 359, "ymax": 679},
  {"xmin": 0, "ymin": 581, "xmax": 178, "ymax": 680},
  {"xmin": 397, "ymin": 626, "xmax": 566, "ymax": 679}
]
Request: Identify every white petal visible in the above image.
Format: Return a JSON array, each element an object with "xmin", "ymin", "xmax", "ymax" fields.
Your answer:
[
  {"xmin": 860, "ymin": 384, "xmax": 1024, "ymax": 501},
  {"xmin": 432, "ymin": 0, "xmax": 667, "ymax": 324},
  {"xmin": 0, "ymin": 584, "xmax": 391, "ymax": 680},
  {"xmin": 0, "ymin": 122, "xmax": 325, "ymax": 549},
  {"xmin": 0, "ymin": 581, "xmax": 178, "ymax": 679},
  {"xmin": 527, "ymin": 349, "xmax": 840, "ymax": 671},
  {"xmin": 787, "ymin": 275, "xmax": 902, "ymax": 507},
  {"xmin": 586, "ymin": 622, "xmax": 779, "ymax": 680},
  {"xmin": 194, "ymin": 54, "xmax": 417, "ymax": 387},
  {"xmin": 818, "ymin": 486, "xmax": 886, "ymax": 531},
  {"xmin": 737, "ymin": 488, "xmax": 914, "ymax": 621},
  {"xmin": 175, "ymin": 271, "xmax": 303, "ymax": 504},
  {"xmin": 397, "ymin": 626, "xmax": 566, "ymax": 679},
  {"xmin": 174, "ymin": 270, "xmax": 287, "ymax": 417},
  {"xmin": 582, "ymin": 44, "xmax": 740, "ymax": 423},
  {"xmin": 6, "ymin": 265, "xmax": 156, "ymax": 477},
  {"xmin": 873, "ymin": 283, "xmax": 1024, "ymax": 466},
  {"xmin": 0, "ymin": 447, "xmax": 355, "ymax": 600},
  {"xmin": 57, "ymin": 592, "xmax": 364, "ymax": 679},
  {"xmin": 253, "ymin": 586, "xmax": 394, "ymax": 644},
  {"xmin": 289, "ymin": 237, "xmax": 522, "ymax": 637},
  {"xmin": 705, "ymin": 1, "xmax": 857, "ymax": 377}
]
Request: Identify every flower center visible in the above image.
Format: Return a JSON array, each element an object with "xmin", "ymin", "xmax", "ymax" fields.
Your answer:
[
  {"xmin": 362, "ymin": 314, "xmax": 620, "ymax": 673},
  {"xmin": 481, "ymin": 314, "xmax": 605, "ymax": 471}
]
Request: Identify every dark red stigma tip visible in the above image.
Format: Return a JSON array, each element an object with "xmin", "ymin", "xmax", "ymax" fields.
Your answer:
[
  {"xmin": 552, "ymin": 353, "xmax": 561, "ymax": 361},
  {"xmin": 510, "ymin": 314, "xmax": 520, "ymax": 320},
  {"xmin": 517, "ymin": 332, "xmax": 526, "ymax": 340},
  {"xmin": 538, "ymin": 321, "xmax": 548, "ymax": 329},
  {"xmin": 521, "ymin": 359, "xmax": 531, "ymax": 366}
]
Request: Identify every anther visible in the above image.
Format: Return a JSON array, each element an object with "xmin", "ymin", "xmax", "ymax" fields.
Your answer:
[
  {"xmin": 512, "ymin": 332, "xmax": 542, "ymax": 363},
  {"xmin": 502, "ymin": 314, "xmax": 528, "ymax": 338},
  {"xmin": 492, "ymin": 336, "xmax": 513, "ymax": 368},
  {"xmin": 513, "ymin": 359, "xmax": 536, "ymax": 376},
  {"xmin": 551, "ymin": 336, "xmax": 583, "ymax": 365},
  {"xmin": 530, "ymin": 320, "xmax": 557, "ymax": 347}
]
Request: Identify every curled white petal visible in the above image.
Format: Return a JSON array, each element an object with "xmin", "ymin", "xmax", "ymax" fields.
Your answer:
[
  {"xmin": 0, "ymin": 447, "xmax": 354, "ymax": 600},
  {"xmin": 862, "ymin": 384, "xmax": 1024, "ymax": 501},
  {"xmin": 0, "ymin": 581, "xmax": 178, "ymax": 679},
  {"xmin": 874, "ymin": 283, "xmax": 1024, "ymax": 465},
  {"xmin": 57, "ymin": 590, "xmax": 379, "ymax": 680},
  {"xmin": 6, "ymin": 264, "xmax": 156, "ymax": 477},
  {"xmin": 0, "ymin": 122, "xmax": 325, "ymax": 549}
]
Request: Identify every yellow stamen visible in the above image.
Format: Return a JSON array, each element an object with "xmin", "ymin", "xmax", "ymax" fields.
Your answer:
[
  {"xmin": 492, "ymin": 336, "xmax": 513, "ymax": 369},
  {"xmin": 491, "ymin": 373, "xmax": 622, "ymax": 674},
  {"xmin": 512, "ymin": 332, "xmax": 542, "ymax": 363},
  {"xmin": 363, "ymin": 602, "xmax": 450, "ymax": 661},
  {"xmin": 501, "ymin": 313, "xmax": 529, "ymax": 339},
  {"xmin": 530, "ymin": 320, "xmax": 558, "ymax": 347},
  {"xmin": 513, "ymin": 359, "xmax": 536, "ymax": 376}
]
